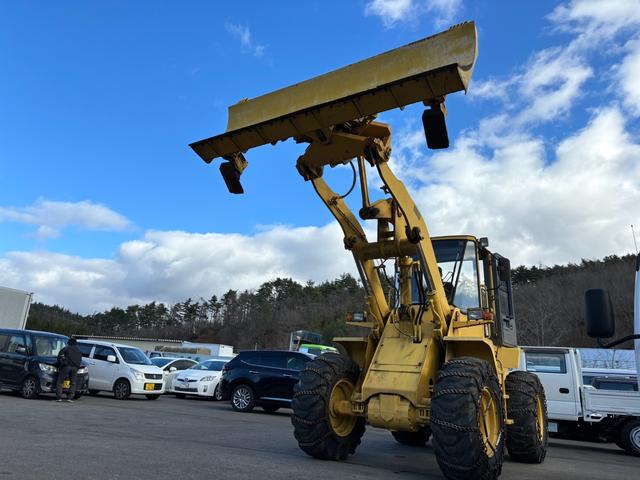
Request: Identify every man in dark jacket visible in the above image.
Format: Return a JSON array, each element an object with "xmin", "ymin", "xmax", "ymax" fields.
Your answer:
[{"xmin": 56, "ymin": 337, "xmax": 83, "ymax": 402}]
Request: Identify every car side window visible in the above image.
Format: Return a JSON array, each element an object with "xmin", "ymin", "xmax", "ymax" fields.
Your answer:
[
  {"xmin": 240, "ymin": 352, "xmax": 259, "ymax": 365},
  {"xmin": 177, "ymin": 361, "xmax": 196, "ymax": 370},
  {"xmin": 525, "ymin": 352, "xmax": 567, "ymax": 374},
  {"xmin": 77, "ymin": 343, "xmax": 94, "ymax": 358},
  {"xmin": 258, "ymin": 352, "xmax": 286, "ymax": 369},
  {"xmin": 94, "ymin": 346, "xmax": 117, "ymax": 362},
  {"xmin": 0, "ymin": 334, "xmax": 10, "ymax": 352},
  {"xmin": 7, "ymin": 335, "xmax": 27, "ymax": 354},
  {"xmin": 286, "ymin": 354, "xmax": 308, "ymax": 371}
]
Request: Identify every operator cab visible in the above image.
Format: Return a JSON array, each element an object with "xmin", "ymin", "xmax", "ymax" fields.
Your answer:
[{"xmin": 431, "ymin": 236, "xmax": 518, "ymax": 347}]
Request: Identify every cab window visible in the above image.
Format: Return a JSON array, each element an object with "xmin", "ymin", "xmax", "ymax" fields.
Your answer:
[{"xmin": 525, "ymin": 352, "xmax": 567, "ymax": 374}]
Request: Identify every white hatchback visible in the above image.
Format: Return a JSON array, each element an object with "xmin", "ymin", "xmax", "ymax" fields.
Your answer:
[
  {"xmin": 170, "ymin": 359, "xmax": 227, "ymax": 400},
  {"xmin": 77, "ymin": 340, "xmax": 166, "ymax": 400}
]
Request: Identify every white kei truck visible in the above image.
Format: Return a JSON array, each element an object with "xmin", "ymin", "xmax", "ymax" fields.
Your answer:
[
  {"xmin": 520, "ymin": 346, "xmax": 640, "ymax": 455},
  {"xmin": 519, "ymin": 253, "xmax": 640, "ymax": 455}
]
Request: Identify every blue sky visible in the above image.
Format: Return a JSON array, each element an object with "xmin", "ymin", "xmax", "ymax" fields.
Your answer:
[{"xmin": 1, "ymin": 1, "xmax": 639, "ymax": 313}]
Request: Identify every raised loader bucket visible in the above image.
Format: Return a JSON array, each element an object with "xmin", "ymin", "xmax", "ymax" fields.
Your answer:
[{"xmin": 190, "ymin": 21, "xmax": 477, "ymax": 163}]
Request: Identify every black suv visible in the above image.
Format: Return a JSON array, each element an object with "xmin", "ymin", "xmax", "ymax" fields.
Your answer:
[
  {"xmin": 220, "ymin": 350, "xmax": 313, "ymax": 413},
  {"xmin": 0, "ymin": 329, "xmax": 89, "ymax": 399}
]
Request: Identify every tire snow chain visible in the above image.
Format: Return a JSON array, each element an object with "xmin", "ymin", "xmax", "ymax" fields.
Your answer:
[
  {"xmin": 432, "ymin": 388, "xmax": 473, "ymax": 399},
  {"xmin": 431, "ymin": 417, "xmax": 480, "ymax": 432}
]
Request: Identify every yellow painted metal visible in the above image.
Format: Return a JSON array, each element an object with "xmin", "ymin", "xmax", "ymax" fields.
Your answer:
[
  {"xmin": 329, "ymin": 379, "xmax": 358, "ymax": 437},
  {"xmin": 190, "ymin": 22, "xmax": 477, "ymax": 163},
  {"xmin": 190, "ymin": 20, "xmax": 526, "ymax": 449},
  {"xmin": 480, "ymin": 386, "xmax": 501, "ymax": 458},
  {"xmin": 536, "ymin": 396, "xmax": 545, "ymax": 441}
]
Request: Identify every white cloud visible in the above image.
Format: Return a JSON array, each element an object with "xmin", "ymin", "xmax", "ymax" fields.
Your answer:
[
  {"xmin": 617, "ymin": 39, "xmax": 640, "ymax": 115},
  {"xmin": 364, "ymin": 0, "xmax": 462, "ymax": 29},
  {"xmin": 225, "ymin": 22, "xmax": 266, "ymax": 57},
  {"xmin": 0, "ymin": 224, "xmax": 358, "ymax": 314},
  {"xmin": 0, "ymin": 199, "xmax": 133, "ymax": 239},
  {"xmin": 392, "ymin": 107, "xmax": 640, "ymax": 267}
]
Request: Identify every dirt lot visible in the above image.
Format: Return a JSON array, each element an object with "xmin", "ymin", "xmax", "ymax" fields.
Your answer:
[{"xmin": 1, "ymin": 391, "xmax": 638, "ymax": 479}]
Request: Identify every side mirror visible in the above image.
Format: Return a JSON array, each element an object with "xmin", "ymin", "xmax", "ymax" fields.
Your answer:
[
  {"xmin": 422, "ymin": 104, "xmax": 449, "ymax": 150},
  {"xmin": 169, "ymin": 367, "xmax": 177, "ymax": 372},
  {"xmin": 106, "ymin": 354, "xmax": 117, "ymax": 363},
  {"xmin": 15, "ymin": 345, "xmax": 28, "ymax": 355},
  {"xmin": 585, "ymin": 289, "xmax": 615, "ymax": 338}
]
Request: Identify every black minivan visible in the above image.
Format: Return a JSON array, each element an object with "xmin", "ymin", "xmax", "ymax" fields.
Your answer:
[
  {"xmin": 0, "ymin": 329, "xmax": 89, "ymax": 399},
  {"xmin": 219, "ymin": 350, "xmax": 314, "ymax": 413}
]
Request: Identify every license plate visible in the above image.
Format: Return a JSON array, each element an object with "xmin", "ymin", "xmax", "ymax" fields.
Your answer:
[
  {"xmin": 548, "ymin": 422, "xmax": 558, "ymax": 433},
  {"xmin": 144, "ymin": 383, "xmax": 156, "ymax": 391},
  {"xmin": 63, "ymin": 380, "xmax": 71, "ymax": 389}
]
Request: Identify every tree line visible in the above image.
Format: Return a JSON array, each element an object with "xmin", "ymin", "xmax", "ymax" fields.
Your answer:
[{"xmin": 26, "ymin": 254, "xmax": 637, "ymax": 350}]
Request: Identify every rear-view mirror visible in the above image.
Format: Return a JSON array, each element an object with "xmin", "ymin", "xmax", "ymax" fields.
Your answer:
[
  {"xmin": 107, "ymin": 354, "xmax": 117, "ymax": 363},
  {"xmin": 584, "ymin": 288, "xmax": 615, "ymax": 338},
  {"xmin": 169, "ymin": 367, "xmax": 177, "ymax": 372},
  {"xmin": 15, "ymin": 345, "xmax": 28, "ymax": 355},
  {"xmin": 422, "ymin": 105, "xmax": 449, "ymax": 150}
]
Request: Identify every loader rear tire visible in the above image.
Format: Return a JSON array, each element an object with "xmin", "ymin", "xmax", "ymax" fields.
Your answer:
[
  {"xmin": 391, "ymin": 427, "xmax": 431, "ymax": 446},
  {"xmin": 505, "ymin": 371, "xmax": 548, "ymax": 463},
  {"xmin": 291, "ymin": 353, "xmax": 365, "ymax": 460},
  {"xmin": 431, "ymin": 357, "xmax": 505, "ymax": 480}
]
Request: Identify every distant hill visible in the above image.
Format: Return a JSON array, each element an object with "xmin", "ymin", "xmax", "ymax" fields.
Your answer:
[{"xmin": 27, "ymin": 254, "xmax": 637, "ymax": 349}]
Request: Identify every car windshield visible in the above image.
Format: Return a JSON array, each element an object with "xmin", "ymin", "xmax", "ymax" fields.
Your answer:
[
  {"xmin": 33, "ymin": 335, "xmax": 67, "ymax": 357},
  {"xmin": 190, "ymin": 360, "xmax": 226, "ymax": 371},
  {"xmin": 150, "ymin": 357, "xmax": 173, "ymax": 367},
  {"xmin": 117, "ymin": 347, "xmax": 152, "ymax": 365}
]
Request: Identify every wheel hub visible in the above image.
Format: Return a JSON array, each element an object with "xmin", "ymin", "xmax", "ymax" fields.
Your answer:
[
  {"xmin": 535, "ymin": 396, "xmax": 546, "ymax": 441},
  {"xmin": 329, "ymin": 379, "xmax": 357, "ymax": 437},
  {"xmin": 233, "ymin": 387, "xmax": 250, "ymax": 409},
  {"xmin": 631, "ymin": 425, "xmax": 640, "ymax": 449},
  {"xmin": 479, "ymin": 386, "xmax": 500, "ymax": 458}
]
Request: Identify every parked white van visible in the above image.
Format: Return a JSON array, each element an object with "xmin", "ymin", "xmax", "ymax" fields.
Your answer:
[{"xmin": 77, "ymin": 340, "xmax": 165, "ymax": 400}]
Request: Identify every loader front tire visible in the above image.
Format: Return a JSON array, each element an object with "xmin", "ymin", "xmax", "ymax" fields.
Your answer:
[
  {"xmin": 391, "ymin": 427, "xmax": 431, "ymax": 446},
  {"xmin": 505, "ymin": 371, "xmax": 548, "ymax": 463},
  {"xmin": 431, "ymin": 357, "xmax": 505, "ymax": 480},
  {"xmin": 292, "ymin": 353, "xmax": 365, "ymax": 460}
]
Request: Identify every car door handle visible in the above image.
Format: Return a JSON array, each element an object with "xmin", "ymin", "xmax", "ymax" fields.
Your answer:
[
  {"xmin": 249, "ymin": 370, "xmax": 259, "ymax": 374},
  {"xmin": 559, "ymin": 388, "xmax": 570, "ymax": 394},
  {"xmin": 282, "ymin": 374, "xmax": 293, "ymax": 378}
]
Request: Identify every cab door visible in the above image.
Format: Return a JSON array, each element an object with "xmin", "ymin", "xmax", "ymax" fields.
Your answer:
[{"xmin": 524, "ymin": 349, "xmax": 580, "ymax": 421}]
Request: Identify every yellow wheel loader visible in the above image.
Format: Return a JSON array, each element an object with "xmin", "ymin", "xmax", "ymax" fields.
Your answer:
[{"xmin": 191, "ymin": 21, "xmax": 548, "ymax": 480}]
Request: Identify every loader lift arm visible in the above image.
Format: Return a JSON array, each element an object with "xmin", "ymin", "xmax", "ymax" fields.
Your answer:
[{"xmin": 190, "ymin": 21, "xmax": 545, "ymax": 480}]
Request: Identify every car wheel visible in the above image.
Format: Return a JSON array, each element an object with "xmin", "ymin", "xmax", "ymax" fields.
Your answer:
[
  {"xmin": 213, "ymin": 384, "xmax": 223, "ymax": 401},
  {"xmin": 231, "ymin": 384, "xmax": 255, "ymax": 412},
  {"xmin": 262, "ymin": 405, "xmax": 280, "ymax": 413},
  {"xmin": 88, "ymin": 389, "xmax": 99, "ymax": 396},
  {"xmin": 145, "ymin": 394, "xmax": 160, "ymax": 400},
  {"xmin": 73, "ymin": 392, "xmax": 83, "ymax": 400},
  {"xmin": 174, "ymin": 393, "xmax": 186, "ymax": 399},
  {"xmin": 113, "ymin": 379, "xmax": 131, "ymax": 400},
  {"xmin": 619, "ymin": 419, "xmax": 640, "ymax": 456},
  {"xmin": 21, "ymin": 376, "xmax": 39, "ymax": 399}
]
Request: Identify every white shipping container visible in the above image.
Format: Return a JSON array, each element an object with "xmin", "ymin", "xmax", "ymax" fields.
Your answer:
[{"xmin": 0, "ymin": 286, "xmax": 33, "ymax": 330}]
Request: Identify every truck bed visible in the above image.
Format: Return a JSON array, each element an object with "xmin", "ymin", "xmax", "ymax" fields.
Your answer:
[{"xmin": 582, "ymin": 387, "xmax": 640, "ymax": 420}]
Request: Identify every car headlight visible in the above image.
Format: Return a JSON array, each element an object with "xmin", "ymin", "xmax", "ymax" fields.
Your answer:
[
  {"xmin": 131, "ymin": 369, "xmax": 145, "ymax": 381},
  {"xmin": 200, "ymin": 376, "xmax": 217, "ymax": 382},
  {"xmin": 77, "ymin": 367, "xmax": 88, "ymax": 375},
  {"xmin": 39, "ymin": 363, "xmax": 57, "ymax": 374}
]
